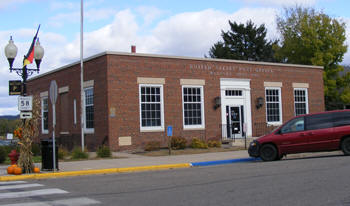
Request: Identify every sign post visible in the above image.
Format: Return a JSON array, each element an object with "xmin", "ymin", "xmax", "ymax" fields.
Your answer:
[
  {"xmin": 49, "ymin": 80, "xmax": 58, "ymax": 172},
  {"xmin": 167, "ymin": 126, "xmax": 173, "ymax": 155}
]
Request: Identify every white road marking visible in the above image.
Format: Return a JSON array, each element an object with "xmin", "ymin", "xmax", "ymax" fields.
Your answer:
[
  {"xmin": 0, "ymin": 183, "xmax": 43, "ymax": 190},
  {"xmin": 0, "ymin": 181, "xmax": 27, "ymax": 185},
  {"xmin": 0, "ymin": 197, "xmax": 100, "ymax": 206},
  {"xmin": 0, "ymin": 188, "xmax": 68, "ymax": 199}
]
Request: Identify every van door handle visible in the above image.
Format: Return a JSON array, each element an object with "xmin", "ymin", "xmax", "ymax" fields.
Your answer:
[
  {"xmin": 300, "ymin": 133, "xmax": 306, "ymax": 136},
  {"xmin": 307, "ymin": 132, "xmax": 315, "ymax": 135}
]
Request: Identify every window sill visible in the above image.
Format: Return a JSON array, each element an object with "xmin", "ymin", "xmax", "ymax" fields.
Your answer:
[
  {"xmin": 140, "ymin": 128, "xmax": 164, "ymax": 133},
  {"xmin": 84, "ymin": 129, "xmax": 94, "ymax": 134},
  {"xmin": 42, "ymin": 130, "xmax": 49, "ymax": 134},
  {"xmin": 267, "ymin": 122, "xmax": 282, "ymax": 126},
  {"xmin": 183, "ymin": 127, "xmax": 205, "ymax": 131}
]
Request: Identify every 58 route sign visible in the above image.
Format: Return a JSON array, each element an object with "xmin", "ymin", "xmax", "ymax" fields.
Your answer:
[{"xmin": 18, "ymin": 96, "xmax": 33, "ymax": 111}]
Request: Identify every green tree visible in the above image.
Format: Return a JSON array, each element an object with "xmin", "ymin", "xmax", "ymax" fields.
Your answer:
[
  {"xmin": 208, "ymin": 20, "xmax": 277, "ymax": 62},
  {"xmin": 275, "ymin": 7, "xmax": 348, "ymax": 110}
]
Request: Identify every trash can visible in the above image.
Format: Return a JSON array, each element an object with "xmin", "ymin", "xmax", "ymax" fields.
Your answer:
[{"xmin": 41, "ymin": 140, "xmax": 58, "ymax": 171}]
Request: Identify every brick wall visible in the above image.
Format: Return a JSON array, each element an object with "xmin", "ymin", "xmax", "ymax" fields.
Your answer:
[{"xmin": 28, "ymin": 52, "xmax": 324, "ymax": 151}]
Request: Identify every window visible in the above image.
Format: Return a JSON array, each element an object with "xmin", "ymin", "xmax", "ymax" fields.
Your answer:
[
  {"xmin": 84, "ymin": 87, "xmax": 94, "ymax": 132},
  {"xmin": 225, "ymin": 90, "xmax": 242, "ymax": 96},
  {"xmin": 139, "ymin": 85, "xmax": 164, "ymax": 131},
  {"xmin": 41, "ymin": 97, "xmax": 48, "ymax": 134},
  {"xmin": 294, "ymin": 88, "xmax": 308, "ymax": 116},
  {"xmin": 182, "ymin": 86, "xmax": 204, "ymax": 129},
  {"xmin": 306, "ymin": 113, "xmax": 333, "ymax": 130},
  {"xmin": 265, "ymin": 88, "xmax": 282, "ymax": 124},
  {"xmin": 332, "ymin": 111, "xmax": 350, "ymax": 127},
  {"xmin": 280, "ymin": 117, "xmax": 305, "ymax": 134}
]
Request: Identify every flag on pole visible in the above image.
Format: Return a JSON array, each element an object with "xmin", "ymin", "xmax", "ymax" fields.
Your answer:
[{"xmin": 23, "ymin": 25, "xmax": 40, "ymax": 67}]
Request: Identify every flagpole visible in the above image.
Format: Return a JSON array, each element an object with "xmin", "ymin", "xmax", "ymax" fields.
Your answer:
[{"xmin": 80, "ymin": 0, "xmax": 85, "ymax": 152}]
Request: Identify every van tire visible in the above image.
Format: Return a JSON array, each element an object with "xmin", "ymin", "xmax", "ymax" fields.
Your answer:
[
  {"xmin": 341, "ymin": 137, "xmax": 350, "ymax": 155},
  {"xmin": 260, "ymin": 144, "xmax": 278, "ymax": 161}
]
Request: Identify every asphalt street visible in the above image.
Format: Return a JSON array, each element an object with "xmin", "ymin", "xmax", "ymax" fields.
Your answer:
[{"xmin": 0, "ymin": 154, "xmax": 349, "ymax": 206}]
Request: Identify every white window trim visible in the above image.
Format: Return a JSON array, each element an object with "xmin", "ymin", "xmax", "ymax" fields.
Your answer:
[
  {"xmin": 139, "ymin": 84, "xmax": 165, "ymax": 132},
  {"xmin": 182, "ymin": 85, "xmax": 205, "ymax": 130},
  {"xmin": 41, "ymin": 96, "xmax": 49, "ymax": 134},
  {"xmin": 84, "ymin": 87, "xmax": 94, "ymax": 134},
  {"xmin": 265, "ymin": 87, "xmax": 283, "ymax": 125},
  {"xmin": 294, "ymin": 88, "xmax": 309, "ymax": 116}
]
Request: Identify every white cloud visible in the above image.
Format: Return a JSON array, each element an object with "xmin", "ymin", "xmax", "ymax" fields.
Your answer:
[
  {"xmin": 136, "ymin": 6, "xmax": 167, "ymax": 26},
  {"xmin": 48, "ymin": 8, "xmax": 116, "ymax": 28}
]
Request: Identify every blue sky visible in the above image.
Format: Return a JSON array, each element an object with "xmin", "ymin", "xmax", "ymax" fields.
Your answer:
[{"xmin": 1, "ymin": 0, "xmax": 350, "ymax": 115}]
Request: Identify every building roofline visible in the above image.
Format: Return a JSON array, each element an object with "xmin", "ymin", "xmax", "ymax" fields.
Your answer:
[{"xmin": 29, "ymin": 51, "xmax": 323, "ymax": 81}]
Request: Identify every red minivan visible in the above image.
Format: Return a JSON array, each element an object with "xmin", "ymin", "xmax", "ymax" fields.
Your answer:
[{"xmin": 248, "ymin": 110, "xmax": 350, "ymax": 161}]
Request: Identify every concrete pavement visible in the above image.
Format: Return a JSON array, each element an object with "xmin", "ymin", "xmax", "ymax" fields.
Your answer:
[{"xmin": 0, "ymin": 149, "xmax": 344, "ymax": 181}]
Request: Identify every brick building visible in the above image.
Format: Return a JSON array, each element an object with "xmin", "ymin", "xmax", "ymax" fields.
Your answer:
[{"xmin": 27, "ymin": 51, "xmax": 324, "ymax": 151}]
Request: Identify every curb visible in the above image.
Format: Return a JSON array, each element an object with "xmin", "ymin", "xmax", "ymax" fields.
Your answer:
[
  {"xmin": 190, "ymin": 157, "xmax": 260, "ymax": 167},
  {"xmin": 0, "ymin": 163, "xmax": 191, "ymax": 181}
]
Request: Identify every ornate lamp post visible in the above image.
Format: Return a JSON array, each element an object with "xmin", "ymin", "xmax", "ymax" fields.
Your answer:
[
  {"xmin": 4, "ymin": 28, "xmax": 44, "ymax": 173},
  {"xmin": 4, "ymin": 36, "xmax": 44, "ymax": 95}
]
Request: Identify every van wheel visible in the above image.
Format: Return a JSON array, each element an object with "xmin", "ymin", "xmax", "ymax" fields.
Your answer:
[
  {"xmin": 341, "ymin": 138, "xmax": 350, "ymax": 155},
  {"xmin": 260, "ymin": 144, "xmax": 278, "ymax": 161}
]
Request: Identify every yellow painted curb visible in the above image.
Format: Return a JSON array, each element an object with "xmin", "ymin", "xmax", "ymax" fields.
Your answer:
[{"xmin": 0, "ymin": 163, "xmax": 191, "ymax": 181}]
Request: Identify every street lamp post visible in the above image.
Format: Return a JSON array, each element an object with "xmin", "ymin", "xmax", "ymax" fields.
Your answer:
[{"xmin": 5, "ymin": 36, "xmax": 44, "ymax": 96}]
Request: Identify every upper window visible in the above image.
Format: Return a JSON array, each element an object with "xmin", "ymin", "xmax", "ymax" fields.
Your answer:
[
  {"xmin": 41, "ymin": 97, "xmax": 48, "ymax": 134},
  {"xmin": 225, "ymin": 90, "xmax": 242, "ymax": 97},
  {"xmin": 139, "ymin": 85, "xmax": 164, "ymax": 131},
  {"xmin": 265, "ymin": 87, "xmax": 282, "ymax": 124},
  {"xmin": 280, "ymin": 117, "xmax": 305, "ymax": 134},
  {"xmin": 306, "ymin": 113, "xmax": 333, "ymax": 130},
  {"xmin": 294, "ymin": 88, "xmax": 308, "ymax": 116},
  {"xmin": 182, "ymin": 86, "xmax": 205, "ymax": 129},
  {"xmin": 84, "ymin": 87, "xmax": 94, "ymax": 132}
]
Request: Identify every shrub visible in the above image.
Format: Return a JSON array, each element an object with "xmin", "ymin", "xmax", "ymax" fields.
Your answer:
[
  {"xmin": 208, "ymin": 140, "xmax": 222, "ymax": 148},
  {"xmin": 0, "ymin": 147, "xmax": 6, "ymax": 164},
  {"xmin": 58, "ymin": 147, "xmax": 69, "ymax": 160},
  {"xmin": 171, "ymin": 137, "xmax": 187, "ymax": 150},
  {"xmin": 71, "ymin": 147, "xmax": 88, "ymax": 159},
  {"xmin": 31, "ymin": 143, "xmax": 41, "ymax": 156},
  {"xmin": 97, "ymin": 145, "xmax": 111, "ymax": 158},
  {"xmin": 145, "ymin": 141, "xmax": 160, "ymax": 151},
  {"xmin": 191, "ymin": 138, "xmax": 208, "ymax": 149}
]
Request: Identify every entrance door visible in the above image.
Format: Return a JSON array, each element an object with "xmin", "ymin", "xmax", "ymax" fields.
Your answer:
[{"xmin": 226, "ymin": 106, "xmax": 244, "ymax": 139}]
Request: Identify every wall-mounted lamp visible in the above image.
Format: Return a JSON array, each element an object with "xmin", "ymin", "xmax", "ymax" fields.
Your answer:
[
  {"xmin": 214, "ymin": 96, "xmax": 221, "ymax": 110},
  {"xmin": 256, "ymin": 97, "xmax": 264, "ymax": 109}
]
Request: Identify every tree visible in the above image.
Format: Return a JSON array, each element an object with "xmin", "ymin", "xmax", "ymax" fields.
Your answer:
[
  {"xmin": 275, "ymin": 7, "xmax": 348, "ymax": 110},
  {"xmin": 208, "ymin": 20, "xmax": 277, "ymax": 62}
]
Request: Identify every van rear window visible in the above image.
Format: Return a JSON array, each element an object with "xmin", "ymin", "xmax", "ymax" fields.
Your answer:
[
  {"xmin": 306, "ymin": 113, "xmax": 333, "ymax": 130},
  {"xmin": 332, "ymin": 111, "xmax": 350, "ymax": 127}
]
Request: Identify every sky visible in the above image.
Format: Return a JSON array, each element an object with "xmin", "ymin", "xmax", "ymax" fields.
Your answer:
[{"xmin": 0, "ymin": 0, "xmax": 350, "ymax": 115}]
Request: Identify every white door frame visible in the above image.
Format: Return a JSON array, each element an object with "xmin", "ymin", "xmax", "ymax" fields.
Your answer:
[{"xmin": 220, "ymin": 78, "xmax": 252, "ymax": 139}]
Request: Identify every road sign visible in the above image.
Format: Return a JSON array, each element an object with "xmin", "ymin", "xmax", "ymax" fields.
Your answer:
[
  {"xmin": 167, "ymin": 126, "xmax": 173, "ymax": 136},
  {"xmin": 18, "ymin": 96, "xmax": 33, "ymax": 111},
  {"xmin": 49, "ymin": 80, "xmax": 58, "ymax": 104},
  {"xmin": 20, "ymin": 111, "xmax": 32, "ymax": 119},
  {"xmin": 49, "ymin": 80, "xmax": 58, "ymax": 172},
  {"xmin": 9, "ymin": 80, "xmax": 21, "ymax": 95}
]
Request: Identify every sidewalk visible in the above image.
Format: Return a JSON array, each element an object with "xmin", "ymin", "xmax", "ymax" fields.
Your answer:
[{"xmin": 0, "ymin": 150, "xmax": 343, "ymax": 181}]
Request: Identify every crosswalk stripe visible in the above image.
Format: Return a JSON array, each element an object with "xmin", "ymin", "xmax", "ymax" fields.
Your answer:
[
  {"xmin": 0, "ymin": 188, "xmax": 68, "ymax": 199},
  {"xmin": 0, "ymin": 197, "xmax": 100, "ymax": 206},
  {"xmin": 0, "ymin": 181, "xmax": 27, "ymax": 185},
  {"xmin": 0, "ymin": 183, "xmax": 43, "ymax": 190}
]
